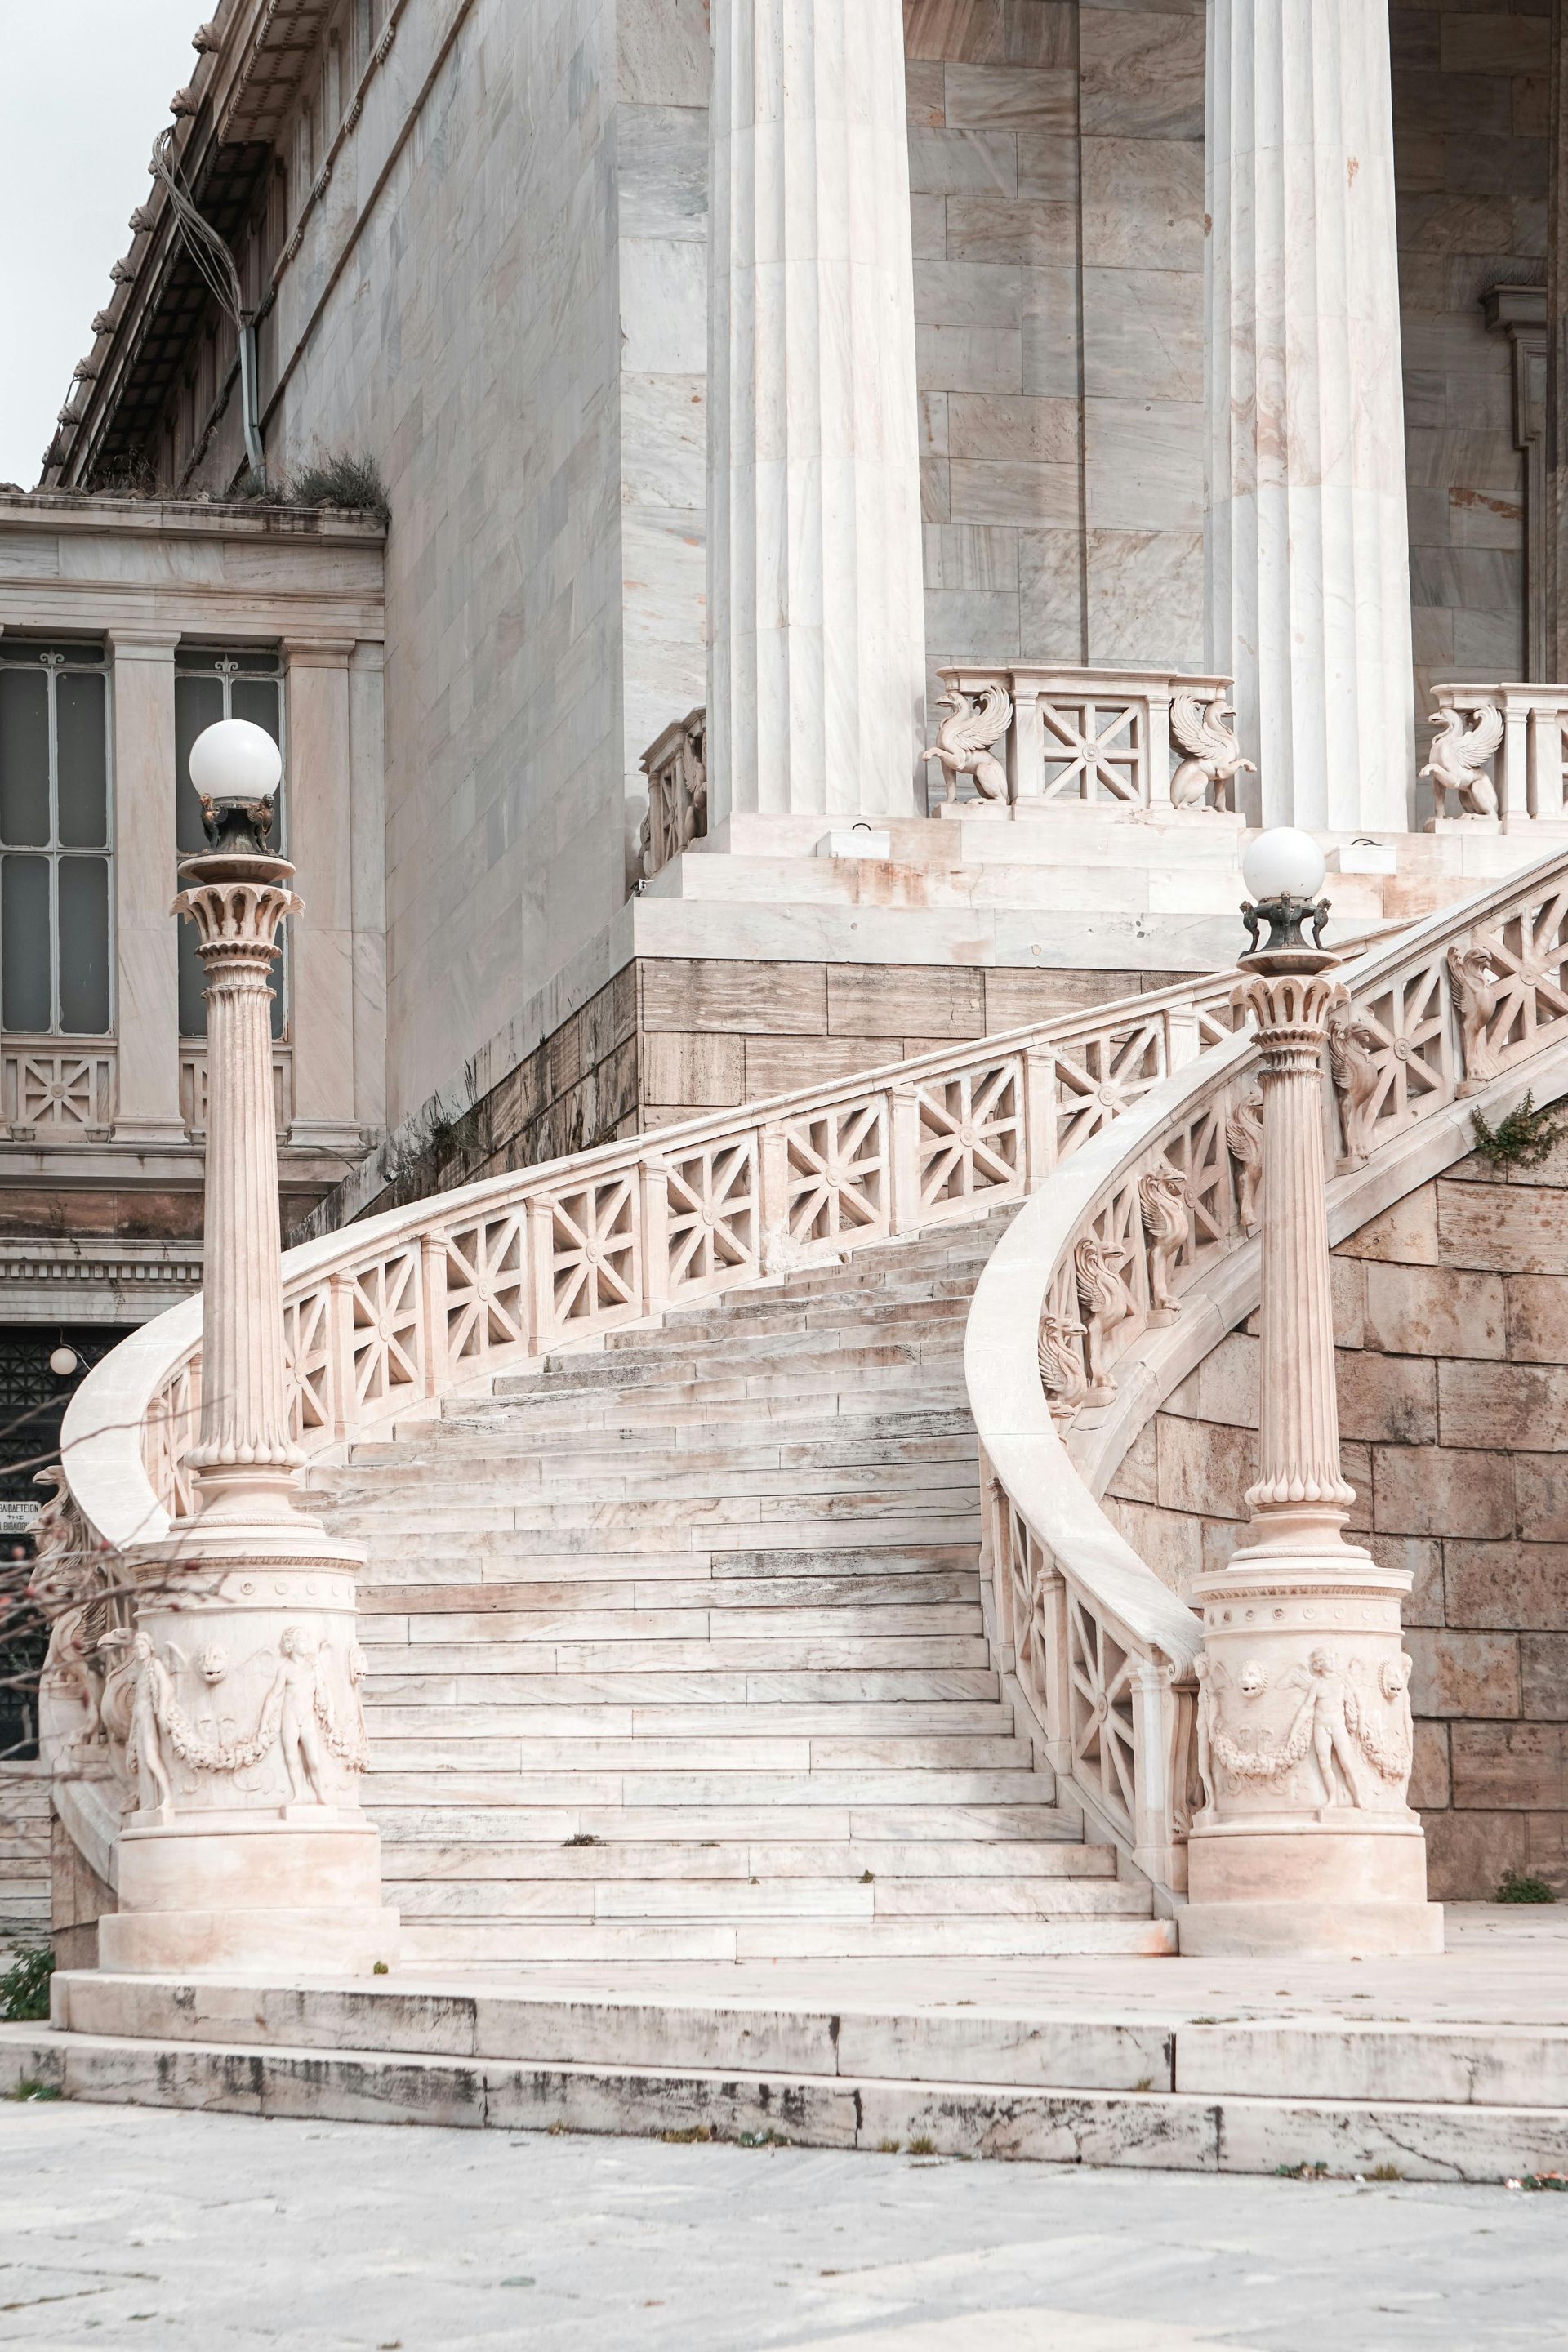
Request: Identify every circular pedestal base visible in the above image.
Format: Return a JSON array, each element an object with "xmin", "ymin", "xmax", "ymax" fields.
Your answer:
[
  {"xmin": 101, "ymin": 1816, "xmax": 399, "ymax": 1976},
  {"xmin": 1178, "ymin": 1898, "xmax": 1445, "ymax": 1958}
]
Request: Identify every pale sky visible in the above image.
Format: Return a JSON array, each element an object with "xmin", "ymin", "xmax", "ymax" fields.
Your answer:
[{"xmin": 0, "ymin": 0, "xmax": 203, "ymax": 484}]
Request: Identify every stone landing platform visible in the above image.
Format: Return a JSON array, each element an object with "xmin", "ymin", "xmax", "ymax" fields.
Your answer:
[{"xmin": 9, "ymin": 1909, "xmax": 1566, "ymax": 2185}]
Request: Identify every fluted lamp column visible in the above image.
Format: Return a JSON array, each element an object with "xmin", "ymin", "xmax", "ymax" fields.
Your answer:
[
  {"xmin": 1182, "ymin": 828, "xmax": 1441, "ymax": 1958},
  {"xmin": 100, "ymin": 719, "xmax": 397, "ymax": 1976}
]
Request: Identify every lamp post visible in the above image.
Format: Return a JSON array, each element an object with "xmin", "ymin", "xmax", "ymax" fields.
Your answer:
[
  {"xmin": 99, "ymin": 719, "xmax": 397, "ymax": 1976},
  {"xmin": 1181, "ymin": 828, "xmax": 1441, "ymax": 1957}
]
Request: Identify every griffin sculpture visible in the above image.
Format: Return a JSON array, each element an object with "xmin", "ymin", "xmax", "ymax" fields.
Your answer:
[
  {"xmin": 1420, "ymin": 704, "xmax": 1503, "ymax": 821},
  {"xmin": 924, "ymin": 683, "xmax": 1013, "ymax": 804},
  {"xmin": 1169, "ymin": 692, "xmax": 1257, "ymax": 812}
]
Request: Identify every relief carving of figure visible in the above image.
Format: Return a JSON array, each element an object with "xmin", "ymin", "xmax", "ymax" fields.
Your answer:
[
  {"xmin": 1326, "ymin": 1004, "xmax": 1382, "ymax": 1169},
  {"xmin": 1303, "ymin": 1647, "xmax": 1365, "ymax": 1815},
  {"xmin": 269, "ymin": 1626, "xmax": 332, "ymax": 1808},
  {"xmin": 1036, "ymin": 1310, "xmax": 1088, "ymax": 1427},
  {"xmin": 1138, "ymin": 1160, "xmax": 1190, "ymax": 1324},
  {"xmin": 1226, "ymin": 1091, "xmax": 1264, "ymax": 1234},
  {"xmin": 1192, "ymin": 1652, "xmax": 1218, "ymax": 1820},
  {"xmin": 1073, "ymin": 1233, "xmax": 1135, "ymax": 1408},
  {"xmin": 125, "ymin": 1631, "xmax": 176, "ymax": 1823},
  {"xmin": 924, "ymin": 684, "xmax": 1013, "ymax": 805},
  {"xmin": 1446, "ymin": 938, "xmax": 1503, "ymax": 1098},
  {"xmin": 1421, "ymin": 703, "xmax": 1503, "ymax": 822},
  {"xmin": 1169, "ymin": 693, "xmax": 1257, "ymax": 813}
]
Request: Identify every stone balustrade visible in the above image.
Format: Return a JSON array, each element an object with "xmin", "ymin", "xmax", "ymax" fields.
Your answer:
[
  {"xmin": 967, "ymin": 844, "xmax": 1568, "ymax": 1905},
  {"xmin": 932, "ymin": 666, "xmax": 1251, "ymax": 820},
  {"xmin": 1424, "ymin": 684, "xmax": 1568, "ymax": 832}
]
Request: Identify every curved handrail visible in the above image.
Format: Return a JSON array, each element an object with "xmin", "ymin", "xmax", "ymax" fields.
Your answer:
[
  {"xmin": 63, "ymin": 969, "xmax": 1241, "ymax": 1555},
  {"xmin": 967, "ymin": 845, "xmax": 1568, "ymax": 1901}
]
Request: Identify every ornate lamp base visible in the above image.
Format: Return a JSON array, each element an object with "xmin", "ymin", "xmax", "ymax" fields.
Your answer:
[
  {"xmin": 98, "ymin": 1517, "xmax": 399, "ymax": 1976},
  {"xmin": 1181, "ymin": 1544, "xmax": 1443, "ymax": 1958}
]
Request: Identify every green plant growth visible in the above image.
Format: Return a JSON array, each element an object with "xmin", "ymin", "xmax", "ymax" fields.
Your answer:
[
  {"xmin": 2, "ymin": 2078, "xmax": 61, "ymax": 2102},
  {"xmin": 289, "ymin": 451, "xmax": 391, "ymax": 528},
  {"xmin": 1470, "ymin": 1090, "xmax": 1568, "ymax": 1171},
  {"xmin": 1497, "ymin": 1869, "xmax": 1557, "ymax": 1905},
  {"xmin": 0, "ymin": 1943, "xmax": 54, "ymax": 2023}
]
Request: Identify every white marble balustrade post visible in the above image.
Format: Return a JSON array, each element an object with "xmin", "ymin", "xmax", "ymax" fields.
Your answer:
[
  {"xmin": 1183, "ymin": 922, "xmax": 1439, "ymax": 1958},
  {"xmin": 1205, "ymin": 0, "xmax": 1415, "ymax": 831},
  {"xmin": 706, "ymin": 0, "xmax": 928, "ymax": 826}
]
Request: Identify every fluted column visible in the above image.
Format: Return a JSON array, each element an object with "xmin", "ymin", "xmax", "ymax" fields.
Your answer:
[
  {"xmin": 1241, "ymin": 967, "xmax": 1356, "ymax": 1548},
  {"xmin": 177, "ymin": 859, "xmax": 301, "ymax": 1519},
  {"xmin": 706, "ymin": 0, "xmax": 928, "ymax": 825},
  {"xmin": 1182, "ymin": 932, "xmax": 1440, "ymax": 1958},
  {"xmin": 1205, "ymin": 0, "xmax": 1415, "ymax": 831}
]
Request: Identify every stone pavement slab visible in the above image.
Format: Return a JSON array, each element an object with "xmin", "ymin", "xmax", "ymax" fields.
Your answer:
[{"xmin": 0, "ymin": 2100, "xmax": 1563, "ymax": 2350}]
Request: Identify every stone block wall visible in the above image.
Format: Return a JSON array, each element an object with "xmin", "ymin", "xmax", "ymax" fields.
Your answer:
[
  {"xmin": 1102, "ymin": 1108, "xmax": 1568, "ymax": 1900},
  {"xmin": 1392, "ymin": 0, "xmax": 1548, "ymax": 732},
  {"xmin": 0, "ymin": 1766, "xmax": 50, "ymax": 1947},
  {"xmin": 907, "ymin": 0, "xmax": 1206, "ymax": 687}
]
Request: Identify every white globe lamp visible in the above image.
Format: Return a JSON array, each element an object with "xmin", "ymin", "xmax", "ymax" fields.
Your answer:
[
  {"xmin": 188, "ymin": 716, "xmax": 283, "ymax": 806},
  {"xmin": 1242, "ymin": 826, "xmax": 1325, "ymax": 906}
]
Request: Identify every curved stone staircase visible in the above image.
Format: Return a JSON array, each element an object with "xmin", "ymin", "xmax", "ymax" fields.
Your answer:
[{"xmin": 308, "ymin": 1205, "xmax": 1172, "ymax": 1964}]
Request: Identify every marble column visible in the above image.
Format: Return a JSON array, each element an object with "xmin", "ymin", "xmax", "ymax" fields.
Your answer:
[
  {"xmin": 107, "ymin": 631, "xmax": 184, "ymax": 1143},
  {"xmin": 1183, "ymin": 922, "xmax": 1440, "ymax": 1958},
  {"xmin": 706, "ymin": 0, "xmax": 928, "ymax": 826},
  {"xmin": 1205, "ymin": 0, "xmax": 1415, "ymax": 832},
  {"xmin": 283, "ymin": 640, "xmax": 362, "ymax": 1152},
  {"xmin": 98, "ymin": 786, "xmax": 396, "ymax": 1976}
]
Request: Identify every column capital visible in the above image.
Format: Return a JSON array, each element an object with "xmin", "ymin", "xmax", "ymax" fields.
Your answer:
[
  {"xmin": 281, "ymin": 637, "xmax": 356, "ymax": 669},
  {"xmin": 105, "ymin": 627, "xmax": 180, "ymax": 660}
]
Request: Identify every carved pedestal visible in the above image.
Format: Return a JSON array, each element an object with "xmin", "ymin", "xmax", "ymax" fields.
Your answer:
[
  {"xmin": 101, "ymin": 822, "xmax": 395, "ymax": 1976},
  {"xmin": 1183, "ymin": 947, "xmax": 1441, "ymax": 1957}
]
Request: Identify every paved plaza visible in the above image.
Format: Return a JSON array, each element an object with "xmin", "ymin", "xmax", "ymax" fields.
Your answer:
[{"xmin": 2, "ymin": 2098, "xmax": 1564, "ymax": 2350}]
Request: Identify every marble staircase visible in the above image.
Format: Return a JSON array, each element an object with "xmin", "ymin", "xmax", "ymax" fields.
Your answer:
[{"xmin": 303, "ymin": 1208, "xmax": 1174, "ymax": 1966}]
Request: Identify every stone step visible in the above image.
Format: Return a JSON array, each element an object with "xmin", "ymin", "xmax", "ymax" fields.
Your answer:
[
  {"xmin": 359, "ymin": 1570, "xmax": 981, "ymax": 1617},
  {"xmin": 345, "ymin": 1429, "xmax": 980, "ymax": 1475},
  {"xmin": 359, "ymin": 1668, "xmax": 1002, "ymax": 1706},
  {"xmin": 323, "ymin": 1457, "xmax": 979, "ymax": 1504},
  {"xmin": 357, "ymin": 1635, "xmax": 993, "ymax": 1673},
  {"xmin": 355, "ymin": 1544, "xmax": 983, "ymax": 1588},
  {"xmin": 363, "ymin": 1702, "xmax": 1016, "ymax": 1737},
  {"xmin": 364, "ymin": 1733, "xmax": 1033, "ymax": 1775},
  {"xmin": 389, "ymin": 1916, "xmax": 1174, "ymax": 1962},
  {"xmin": 381, "ymin": 1875, "xmax": 1150, "ymax": 1923},
  {"xmin": 376, "ymin": 1602, "xmax": 982, "ymax": 1645},
  {"xmin": 361, "ymin": 1769, "xmax": 1050, "ymax": 1807},
  {"xmin": 24, "ymin": 1984, "xmax": 1568, "ymax": 2183},
  {"xmin": 380, "ymin": 1837, "xmax": 1105, "ymax": 1879},
  {"xmin": 368, "ymin": 1804, "xmax": 1071, "ymax": 1842}
]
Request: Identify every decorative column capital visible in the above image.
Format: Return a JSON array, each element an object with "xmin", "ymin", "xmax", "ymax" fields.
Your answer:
[
  {"xmin": 281, "ymin": 636, "xmax": 356, "ymax": 670},
  {"xmin": 105, "ymin": 628, "xmax": 180, "ymax": 661}
]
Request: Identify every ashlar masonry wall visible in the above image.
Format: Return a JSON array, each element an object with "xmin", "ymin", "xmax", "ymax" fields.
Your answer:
[{"xmin": 1102, "ymin": 1105, "xmax": 1568, "ymax": 1901}]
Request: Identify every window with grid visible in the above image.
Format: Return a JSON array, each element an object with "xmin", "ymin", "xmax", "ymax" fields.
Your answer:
[
  {"xmin": 0, "ymin": 640, "xmax": 112, "ymax": 1037},
  {"xmin": 175, "ymin": 646, "xmax": 287, "ymax": 1040}
]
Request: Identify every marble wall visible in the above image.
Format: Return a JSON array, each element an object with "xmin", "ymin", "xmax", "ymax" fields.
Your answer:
[
  {"xmin": 1102, "ymin": 1113, "xmax": 1568, "ymax": 1902},
  {"xmin": 907, "ymin": 0, "xmax": 1206, "ymax": 708},
  {"xmin": 1392, "ymin": 1, "xmax": 1548, "ymax": 744}
]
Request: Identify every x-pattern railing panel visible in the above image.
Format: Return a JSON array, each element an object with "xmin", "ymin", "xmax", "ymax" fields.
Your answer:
[{"xmin": 1037, "ymin": 695, "xmax": 1145, "ymax": 804}]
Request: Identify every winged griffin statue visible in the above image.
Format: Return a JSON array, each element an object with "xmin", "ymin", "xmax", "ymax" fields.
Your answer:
[
  {"xmin": 1420, "ymin": 703, "xmax": 1504, "ymax": 821},
  {"xmin": 924, "ymin": 683, "xmax": 1013, "ymax": 804},
  {"xmin": 1169, "ymin": 692, "xmax": 1257, "ymax": 812}
]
